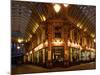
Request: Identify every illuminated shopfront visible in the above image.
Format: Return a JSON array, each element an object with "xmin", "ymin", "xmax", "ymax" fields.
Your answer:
[
  {"xmin": 23, "ymin": 17, "xmax": 96, "ymax": 67},
  {"xmin": 69, "ymin": 47, "xmax": 80, "ymax": 64}
]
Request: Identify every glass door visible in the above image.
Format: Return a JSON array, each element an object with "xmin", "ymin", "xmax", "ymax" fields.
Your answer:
[{"xmin": 52, "ymin": 46, "xmax": 64, "ymax": 66}]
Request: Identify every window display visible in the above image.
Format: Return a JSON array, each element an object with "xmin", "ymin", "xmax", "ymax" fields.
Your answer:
[{"xmin": 69, "ymin": 47, "xmax": 80, "ymax": 64}]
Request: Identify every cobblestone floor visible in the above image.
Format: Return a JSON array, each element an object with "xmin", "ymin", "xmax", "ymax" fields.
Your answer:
[{"xmin": 11, "ymin": 62, "xmax": 96, "ymax": 75}]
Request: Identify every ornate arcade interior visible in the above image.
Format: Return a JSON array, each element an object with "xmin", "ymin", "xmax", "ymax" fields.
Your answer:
[{"xmin": 11, "ymin": 1, "xmax": 96, "ymax": 67}]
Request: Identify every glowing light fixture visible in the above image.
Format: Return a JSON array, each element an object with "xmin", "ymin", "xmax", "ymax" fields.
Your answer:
[
  {"xmin": 44, "ymin": 40, "xmax": 48, "ymax": 47},
  {"xmin": 53, "ymin": 4, "xmax": 61, "ymax": 13},
  {"xmin": 77, "ymin": 23, "xmax": 80, "ymax": 27},
  {"xmin": 18, "ymin": 38, "xmax": 23, "ymax": 43},
  {"xmin": 17, "ymin": 46, "xmax": 20, "ymax": 49},
  {"xmin": 30, "ymin": 51, "xmax": 32, "ymax": 54},
  {"xmin": 29, "ymin": 34, "xmax": 32, "ymax": 38},
  {"xmin": 32, "ymin": 23, "xmax": 39, "ymax": 33},
  {"xmin": 25, "ymin": 40, "xmax": 28, "ymax": 43},
  {"xmin": 33, "ymin": 23, "xmax": 39, "ymax": 33},
  {"xmin": 79, "ymin": 25, "xmax": 83, "ymax": 29},
  {"xmin": 93, "ymin": 39, "xmax": 96, "ymax": 42},
  {"xmin": 86, "ymin": 47, "xmax": 95, "ymax": 51},
  {"xmin": 68, "ymin": 40, "xmax": 70, "ymax": 46},
  {"xmin": 68, "ymin": 40, "xmax": 81, "ymax": 48},
  {"xmin": 91, "ymin": 48, "xmax": 95, "ymax": 51},
  {"xmin": 71, "ymin": 42, "xmax": 75, "ymax": 47},
  {"xmin": 22, "ymin": 44, "xmax": 24, "ymax": 46},
  {"xmin": 64, "ymin": 4, "xmax": 69, "ymax": 7},
  {"xmin": 34, "ymin": 43, "xmax": 43, "ymax": 52},
  {"xmin": 42, "ymin": 15, "xmax": 46, "ymax": 21},
  {"xmin": 91, "ymin": 33, "xmax": 95, "ymax": 38},
  {"xmin": 53, "ymin": 39, "xmax": 63, "ymax": 45},
  {"xmin": 80, "ymin": 46, "xmax": 83, "ymax": 50},
  {"xmin": 84, "ymin": 28, "xmax": 87, "ymax": 32}
]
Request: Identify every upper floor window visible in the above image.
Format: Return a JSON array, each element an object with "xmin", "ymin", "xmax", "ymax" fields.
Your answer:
[{"xmin": 55, "ymin": 32, "xmax": 61, "ymax": 38}]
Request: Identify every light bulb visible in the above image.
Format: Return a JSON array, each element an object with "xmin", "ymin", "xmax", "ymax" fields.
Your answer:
[{"xmin": 53, "ymin": 4, "xmax": 61, "ymax": 13}]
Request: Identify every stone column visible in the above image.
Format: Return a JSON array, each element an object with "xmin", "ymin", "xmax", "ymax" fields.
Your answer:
[
  {"xmin": 47, "ymin": 23, "xmax": 52, "ymax": 68},
  {"xmin": 42, "ymin": 49, "xmax": 45, "ymax": 66},
  {"xmin": 64, "ymin": 25, "xmax": 69, "ymax": 66},
  {"xmin": 24, "ymin": 55, "xmax": 26, "ymax": 63},
  {"xmin": 32, "ymin": 51, "xmax": 34, "ymax": 63}
]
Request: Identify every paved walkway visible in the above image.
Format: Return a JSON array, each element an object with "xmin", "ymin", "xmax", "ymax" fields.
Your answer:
[{"xmin": 12, "ymin": 62, "xmax": 96, "ymax": 74}]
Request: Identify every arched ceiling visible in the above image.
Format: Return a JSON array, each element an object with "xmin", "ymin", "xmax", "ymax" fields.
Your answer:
[
  {"xmin": 11, "ymin": 1, "xmax": 96, "ymax": 42},
  {"xmin": 67, "ymin": 5, "xmax": 96, "ymax": 37}
]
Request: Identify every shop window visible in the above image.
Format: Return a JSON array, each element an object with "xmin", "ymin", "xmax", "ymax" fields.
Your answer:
[
  {"xmin": 55, "ymin": 32, "xmax": 61, "ymax": 38},
  {"xmin": 69, "ymin": 47, "xmax": 73, "ymax": 62},
  {"xmin": 69, "ymin": 47, "xmax": 80, "ymax": 63},
  {"xmin": 52, "ymin": 46, "xmax": 64, "ymax": 65},
  {"xmin": 81, "ymin": 50, "xmax": 87, "ymax": 61}
]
